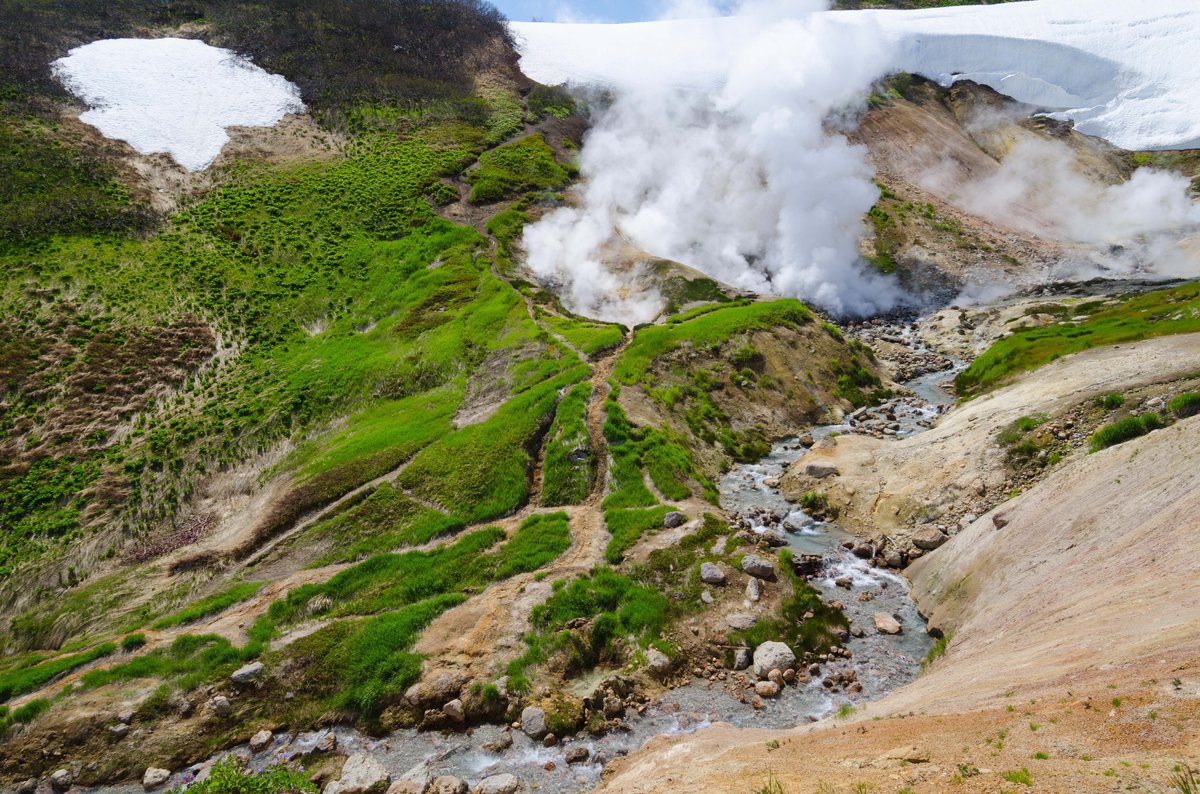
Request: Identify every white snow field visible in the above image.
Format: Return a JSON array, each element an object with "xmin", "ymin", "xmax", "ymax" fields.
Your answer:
[
  {"xmin": 512, "ymin": 0, "xmax": 1200, "ymax": 151},
  {"xmin": 53, "ymin": 38, "xmax": 305, "ymax": 171}
]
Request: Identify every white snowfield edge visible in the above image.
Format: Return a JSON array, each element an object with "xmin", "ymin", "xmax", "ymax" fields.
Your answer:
[
  {"xmin": 511, "ymin": 0, "xmax": 1200, "ymax": 152},
  {"xmin": 53, "ymin": 38, "xmax": 304, "ymax": 172}
]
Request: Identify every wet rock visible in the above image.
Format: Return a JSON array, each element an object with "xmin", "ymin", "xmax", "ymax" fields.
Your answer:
[
  {"xmin": 752, "ymin": 642, "xmax": 796, "ymax": 677},
  {"xmin": 443, "ymin": 698, "xmax": 465, "ymax": 723},
  {"xmin": 884, "ymin": 551, "xmax": 905, "ymax": 568},
  {"xmin": 249, "ymin": 729, "xmax": 273, "ymax": 752},
  {"xmin": 798, "ymin": 434, "xmax": 815, "ymax": 448},
  {"xmin": 835, "ymin": 577, "xmax": 852, "ymax": 589},
  {"xmin": 741, "ymin": 554, "xmax": 776, "ymax": 581},
  {"xmin": 804, "ymin": 463, "xmax": 840, "ymax": 479},
  {"xmin": 699, "ymin": 563, "xmax": 726, "ymax": 585},
  {"xmin": 230, "ymin": 661, "xmax": 265, "ymax": 685},
  {"xmin": 428, "ymin": 776, "xmax": 468, "ymax": 794},
  {"xmin": 645, "ymin": 647, "xmax": 672, "ymax": 677},
  {"xmin": 726, "ymin": 613, "xmax": 756, "ymax": 630},
  {"xmin": 745, "ymin": 578, "xmax": 761, "ymax": 602},
  {"xmin": 663, "ymin": 511, "xmax": 686, "ymax": 529},
  {"xmin": 783, "ymin": 668, "xmax": 796, "ymax": 684},
  {"xmin": 50, "ymin": 770, "xmax": 72, "ymax": 792},
  {"xmin": 475, "ymin": 773, "xmax": 520, "ymax": 794},
  {"xmin": 852, "ymin": 543, "xmax": 874, "ymax": 559},
  {"xmin": 316, "ymin": 731, "xmax": 338, "ymax": 753},
  {"xmin": 520, "ymin": 706, "xmax": 547, "ymax": 739},
  {"xmin": 761, "ymin": 529, "xmax": 788, "ymax": 547},
  {"xmin": 733, "ymin": 648, "xmax": 752, "ymax": 670},
  {"xmin": 767, "ymin": 669, "xmax": 784, "ymax": 686},
  {"xmin": 751, "ymin": 695, "xmax": 764, "ymax": 710},
  {"xmin": 762, "ymin": 477, "xmax": 780, "ymax": 489},
  {"xmin": 207, "ymin": 695, "xmax": 231, "ymax": 717},
  {"xmin": 754, "ymin": 680, "xmax": 780, "ymax": 698},
  {"xmin": 143, "ymin": 768, "xmax": 171, "ymax": 790},
  {"xmin": 481, "ymin": 731, "xmax": 513, "ymax": 753},
  {"xmin": 790, "ymin": 555, "xmax": 822, "ymax": 577},
  {"xmin": 543, "ymin": 733, "xmax": 557, "ymax": 747},
  {"xmin": 873, "ymin": 612, "xmax": 902, "ymax": 635},
  {"xmin": 912, "ymin": 528, "xmax": 947, "ymax": 551},
  {"xmin": 327, "ymin": 753, "xmax": 391, "ymax": 794}
]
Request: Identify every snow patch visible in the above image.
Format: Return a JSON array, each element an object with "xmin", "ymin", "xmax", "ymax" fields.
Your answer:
[{"xmin": 53, "ymin": 38, "xmax": 305, "ymax": 172}]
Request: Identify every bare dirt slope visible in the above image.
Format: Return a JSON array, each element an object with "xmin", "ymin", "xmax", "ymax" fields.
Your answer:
[{"xmin": 596, "ymin": 339, "xmax": 1200, "ymax": 794}]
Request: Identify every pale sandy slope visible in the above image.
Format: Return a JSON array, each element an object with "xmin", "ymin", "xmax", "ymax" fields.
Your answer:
[{"xmin": 595, "ymin": 335, "xmax": 1200, "ymax": 793}]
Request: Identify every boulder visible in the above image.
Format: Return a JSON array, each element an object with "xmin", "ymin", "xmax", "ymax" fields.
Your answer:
[
  {"xmin": 733, "ymin": 648, "xmax": 752, "ymax": 670},
  {"xmin": 644, "ymin": 648, "xmax": 672, "ymax": 677},
  {"xmin": 428, "ymin": 777, "xmax": 467, "ymax": 794},
  {"xmin": 110, "ymin": 723, "xmax": 130, "ymax": 738},
  {"xmin": 520, "ymin": 706, "xmax": 547, "ymax": 739},
  {"xmin": 475, "ymin": 773, "xmax": 520, "ymax": 794},
  {"xmin": 143, "ymin": 768, "xmax": 171, "ymax": 790},
  {"xmin": 565, "ymin": 747, "xmax": 590, "ymax": 764},
  {"xmin": 752, "ymin": 642, "xmax": 796, "ymax": 677},
  {"xmin": 745, "ymin": 578, "xmax": 760, "ymax": 602},
  {"xmin": 754, "ymin": 680, "xmax": 780, "ymax": 698},
  {"xmin": 330, "ymin": 753, "xmax": 391, "ymax": 794},
  {"xmin": 482, "ymin": 731, "xmax": 513, "ymax": 753},
  {"xmin": 873, "ymin": 612, "xmax": 902, "ymax": 635},
  {"xmin": 16, "ymin": 779, "xmax": 36, "ymax": 794},
  {"xmin": 760, "ymin": 529, "xmax": 788, "ymax": 547},
  {"xmin": 49, "ymin": 770, "xmax": 72, "ymax": 792},
  {"xmin": 249, "ymin": 729, "xmax": 273, "ymax": 753},
  {"xmin": 405, "ymin": 672, "xmax": 467, "ymax": 707},
  {"xmin": 912, "ymin": 528, "xmax": 947, "ymax": 551},
  {"xmin": 316, "ymin": 731, "xmax": 338, "ymax": 754},
  {"xmin": 804, "ymin": 462, "xmax": 840, "ymax": 479},
  {"xmin": 207, "ymin": 695, "xmax": 232, "ymax": 717},
  {"xmin": 663, "ymin": 511, "xmax": 686, "ymax": 529},
  {"xmin": 741, "ymin": 554, "xmax": 776, "ymax": 581},
  {"xmin": 230, "ymin": 661, "xmax": 265, "ymax": 685},
  {"xmin": 726, "ymin": 613, "xmax": 756, "ymax": 630},
  {"xmin": 387, "ymin": 783, "xmax": 427, "ymax": 794},
  {"xmin": 543, "ymin": 733, "xmax": 557, "ymax": 747},
  {"xmin": 699, "ymin": 563, "xmax": 726, "ymax": 585},
  {"xmin": 443, "ymin": 698, "xmax": 465, "ymax": 723}
]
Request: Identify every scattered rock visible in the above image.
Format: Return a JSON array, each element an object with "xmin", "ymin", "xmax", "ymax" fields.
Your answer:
[
  {"xmin": 543, "ymin": 733, "xmax": 557, "ymax": 747},
  {"xmin": 726, "ymin": 613, "xmax": 756, "ymax": 630},
  {"xmin": 143, "ymin": 768, "xmax": 171, "ymax": 790},
  {"xmin": 443, "ymin": 698, "xmax": 465, "ymax": 723},
  {"xmin": 699, "ymin": 563, "xmax": 726, "ymax": 585},
  {"xmin": 804, "ymin": 463, "xmax": 840, "ymax": 479},
  {"xmin": 230, "ymin": 661, "xmax": 265, "ymax": 685},
  {"xmin": 752, "ymin": 642, "xmax": 796, "ymax": 677},
  {"xmin": 873, "ymin": 612, "xmax": 902, "ymax": 635},
  {"xmin": 884, "ymin": 551, "xmax": 904, "ymax": 568},
  {"xmin": 520, "ymin": 706, "xmax": 547, "ymax": 739},
  {"xmin": 565, "ymin": 747, "xmax": 590, "ymax": 764},
  {"xmin": 249, "ymin": 729, "xmax": 273, "ymax": 753},
  {"xmin": 16, "ymin": 779, "xmax": 36, "ymax": 794},
  {"xmin": 329, "ymin": 753, "xmax": 391, "ymax": 794},
  {"xmin": 733, "ymin": 648, "xmax": 752, "ymax": 670},
  {"xmin": 850, "ymin": 625, "xmax": 865, "ymax": 638},
  {"xmin": 428, "ymin": 776, "xmax": 467, "ymax": 794},
  {"xmin": 760, "ymin": 529, "xmax": 788, "ymax": 547},
  {"xmin": 117, "ymin": 705, "xmax": 136, "ymax": 724},
  {"xmin": 741, "ymin": 554, "xmax": 776, "ymax": 581},
  {"xmin": 754, "ymin": 680, "xmax": 780, "ymax": 698},
  {"xmin": 481, "ymin": 731, "xmax": 513, "ymax": 753},
  {"xmin": 644, "ymin": 647, "xmax": 673, "ymax": 677},
  {"xmin": 881, "ymin": 745, "xmax": 930, "ymax": 764},
  {"xmin": 50, "ymin": 770, "xmax": 72, "ymax": 792},
  {"xmin": 798, "ymin": 434, "xmax": 815, "ymax": 448},
  {"xmin": 110, "ymin": 723, "xmax": 131, "ymax": 738},
  {"xmin": 663, "ymin": 511, "xmax": 686, "ymax": 529},
  {"xmin": 316, "ymin": 731, "xmax": 338, "ymax": 754},
  {"xmin": 783, "ymin": 668, "xmax": 796, "ymax": 683},
  {"xmin": 700, "ymin": 590, "xmax": 714, "ymax": 605},
  {"xmin": 475, "ymin": 773, "xmax": 520, "ymax": 794},
  {"xmin": 762, "ymin": 477, "xmax": 780, "ymax": 489},
  {"xmin": 207, "ymin": 695, "xmax": 232, "ymax": 717},
  {"xmin": 745, "ymin": 577, "xmax": 760, "ymax": 602},
  {"xmin": 387, "ymin": 782, "xmax": 427, "ymax": 794},
  {"xmin": 767, "ymin": 669, "xmax": 784, "ymax": 686},
  {"xmin": 992, "ymin": 512, "xmax": 1010, "ymax": 529},
  {"xmin": 912, "ymin": 528, "xmax": 948, "ymax": 551}
]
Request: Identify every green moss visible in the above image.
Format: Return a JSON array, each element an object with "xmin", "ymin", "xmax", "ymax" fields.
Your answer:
[
  {"xmin": 1089, "ymin": 413, "xmax": 1164, "ymax": 452},
  {"xmin": 0, "ymin": 641, "xmax": 117, "ymax": 702},
  {"xmin": 604, "ymin": 506, "xmax": 673, "ymax": 563},
  {"xmin": 541, "ymin": 384, "xmax": 595, "ymax": 507},
  {"xmin": 151, "ymin": 582, "xmax": 264, "ymax": 630},
  {"xmin": 468, "ymin": 134, "xmax": 569, "ymax": 205}
]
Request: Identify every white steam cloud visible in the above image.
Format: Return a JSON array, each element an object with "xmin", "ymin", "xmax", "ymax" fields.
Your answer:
[{"xmin": 523, "ymin": 1, "xmax": 907, "ymax": 324}]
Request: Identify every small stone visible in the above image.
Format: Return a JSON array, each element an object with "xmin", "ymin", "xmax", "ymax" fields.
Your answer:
[
  {"xmin": 767, "ymin": 669, "xmax": 784, "ymax": 686},
  {"xmin": 804, "ymin": 462, "xmax": 840, "ymax": 479},
  {"xmin": 481, "ymin": 731, "xmax": 513, "ymax": 753},
  {"xmin": 751, "ymin": 695, "xmax": 764, "ymax": 710},
  {"xmin": 475, "ymin": 773, "xmax": 520, "ymax": 794},
  {"xmin": 733, "ymin": 648, "xmax": 752, "ymax": 670},
  {"xmin": 726, "ymin": 613, "xmax": 756, "ymax": 630},
  {"xmin": 700, "ymin": 590, "xmax": 714, "ymax": 605},
  {"xmin": 644, "ymin": 647, "xmax": 672, "ymax": 677},
  {"xmin": 117, "ymin": 705, "xmax": 136, "ymax": 724},
  {"xmin": 207, "ymin": 695, "xmax": 232, "ymax": 717},
  {"xmin": 230, "ymin": 661, "xmax": 265, "ymax": 685},
  {"xmin": 443, "ymin": 698, "xmax": 465, "ymax": 723},
  {"xmin": 782, "ymin": 668, "xmax": 796, "ymax": 684},
  {"xmin": 143, "ymin": 767, "xmax": 171, "ymax": 790},
  {"xmin": 663, "ymin": 511, "xmax": 686, "ymax": 528},
  {"xmin": 873, "ymin": 612, "xmax": 902, "ymax": 635},
  {"xmin": 850, "ymin": 625, "xmax": 865, "ymax": 638},
  {"xmin": 699, "ymin": 563, "xmax": 726, "ymax": 585},
  {"xmin": 745, "ymin": 578, "xmax": 761, "ymax": 602},
  {"xmin": 543, "ymin": 762, "xmax": 556, "ymax": 772},
  {"xmin": 249, "ymin": 729, "xmax": 273, "ymax": 753},
  {"xmin": 912, "ymin": 528, "xmax": 947, "ymax": 551},
  {"xmin": 520, "ymin": 706, "xmax": 547, "ymax": 739},
  {"xmin": 755, "ymin": 680, "xmax": 780, "ymax": 698},
  {"xmin": 741, "ymin": 554, "xmax": 776, "ymax": 581},
  {"xmin": 110, "ymin": 723, "xmax": 131, "ymax": 738},
  {"xmin": 543, "ymin": 732, "xmax": 557, "ymax": 747},
  {"xmin": 316, "ymin": 731, "xmax": 338, "ymax": 753},
  {"xmin": 50, "ymin": 770, "xmax": 72, "ymax": 792},
  {"xmin": 428, "ymin": 776, "xmax": 467, "ymax": 794},
  {"xmin": 565, "ymin": 747, "xmax": 590, "ymax": 764}
]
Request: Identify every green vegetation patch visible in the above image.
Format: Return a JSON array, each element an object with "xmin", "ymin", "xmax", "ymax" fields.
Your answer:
[
  {"xmin": 0, "ymin": 641, "xmax": 116, "ymax": 703},
  {"xmin": 728, "ymin": 550, "xmax": 847, "ymax": 656},
  {"xmin": 1169, "ymin": 391, "xmax": 1200, "ymax": 419},
  {"xmin": 957, "ymin": 283, "xmax": 1200, "ymax": 396},
  {"xmin": 1089, "ymin": 412, "xmax": 1164, "ymax": 452},
  {"xmin": 604, "ymin": 506, "xmax": 673, "ymax": 564},
  {"xmin": 174, "ymin": 756, "xmax": 316, "ymax": 794},
  {"xmin": 541, "ymin": 383, "xmax": 595, "ymax": 506},
  {"xmin": 468, "ymin": 134, "xmax": 569, "ymax": 204},
  {"xmin": 543, "ymin": 313, "xmax": 625, "ymax": 358},
  {"xmin": 151, "ymin": 582, "xmax": 264, "ymax": 630}
]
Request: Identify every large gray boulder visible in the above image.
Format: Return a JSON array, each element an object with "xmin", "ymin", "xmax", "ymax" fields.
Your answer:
[
  {"xmin": 230, "ymin": 661, "xmax": 265, "ymax": 685},
  {"xmin": 644, "ymin": 647, "xmax": 672, "ymax": 677},
  {"xmin": 741, "ymin": 554, "xmax": 777, "ymax": 581},
  {"xmin": 49, "ymin": 770, "xmax": 72, "ymax": 792},
  {"xmin": 663, "ymin": 511, "xmax": 686, "ymax": 528},
  {"xmin": 752, "ymin": 641, "xmax": 796, "ymax": 677},
  {"xmin": 699, "ymin": 562, "xmax": 726, "ymax": 585},
  {"xmin": 324, "ymin": 753, "xmax": 391, "ymax": 794},
  {"xmin": 520, "ymin": 706, "xmax": 547, "ymax": 739},
  {"xmin": 143, "ymin": 768, "xmax": 171, "ymax": 790},
  {"xmin": 475, "ymin": 773, "xmax": 520, "ymax": 794}
]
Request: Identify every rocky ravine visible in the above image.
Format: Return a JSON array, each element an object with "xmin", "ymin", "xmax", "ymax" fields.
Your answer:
[{"xmin": 592, "ymin": 334, "xmax": 1200, "ymax": 793}]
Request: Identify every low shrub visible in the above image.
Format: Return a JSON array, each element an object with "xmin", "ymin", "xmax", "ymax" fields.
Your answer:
[
  {"xmin": 1089, "ymin": 412, "xmax": 1163, "ymax": 452},
  {"xmin": 1169, "ymin": 391, "xmax": 1200, "ymax": 419}
]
